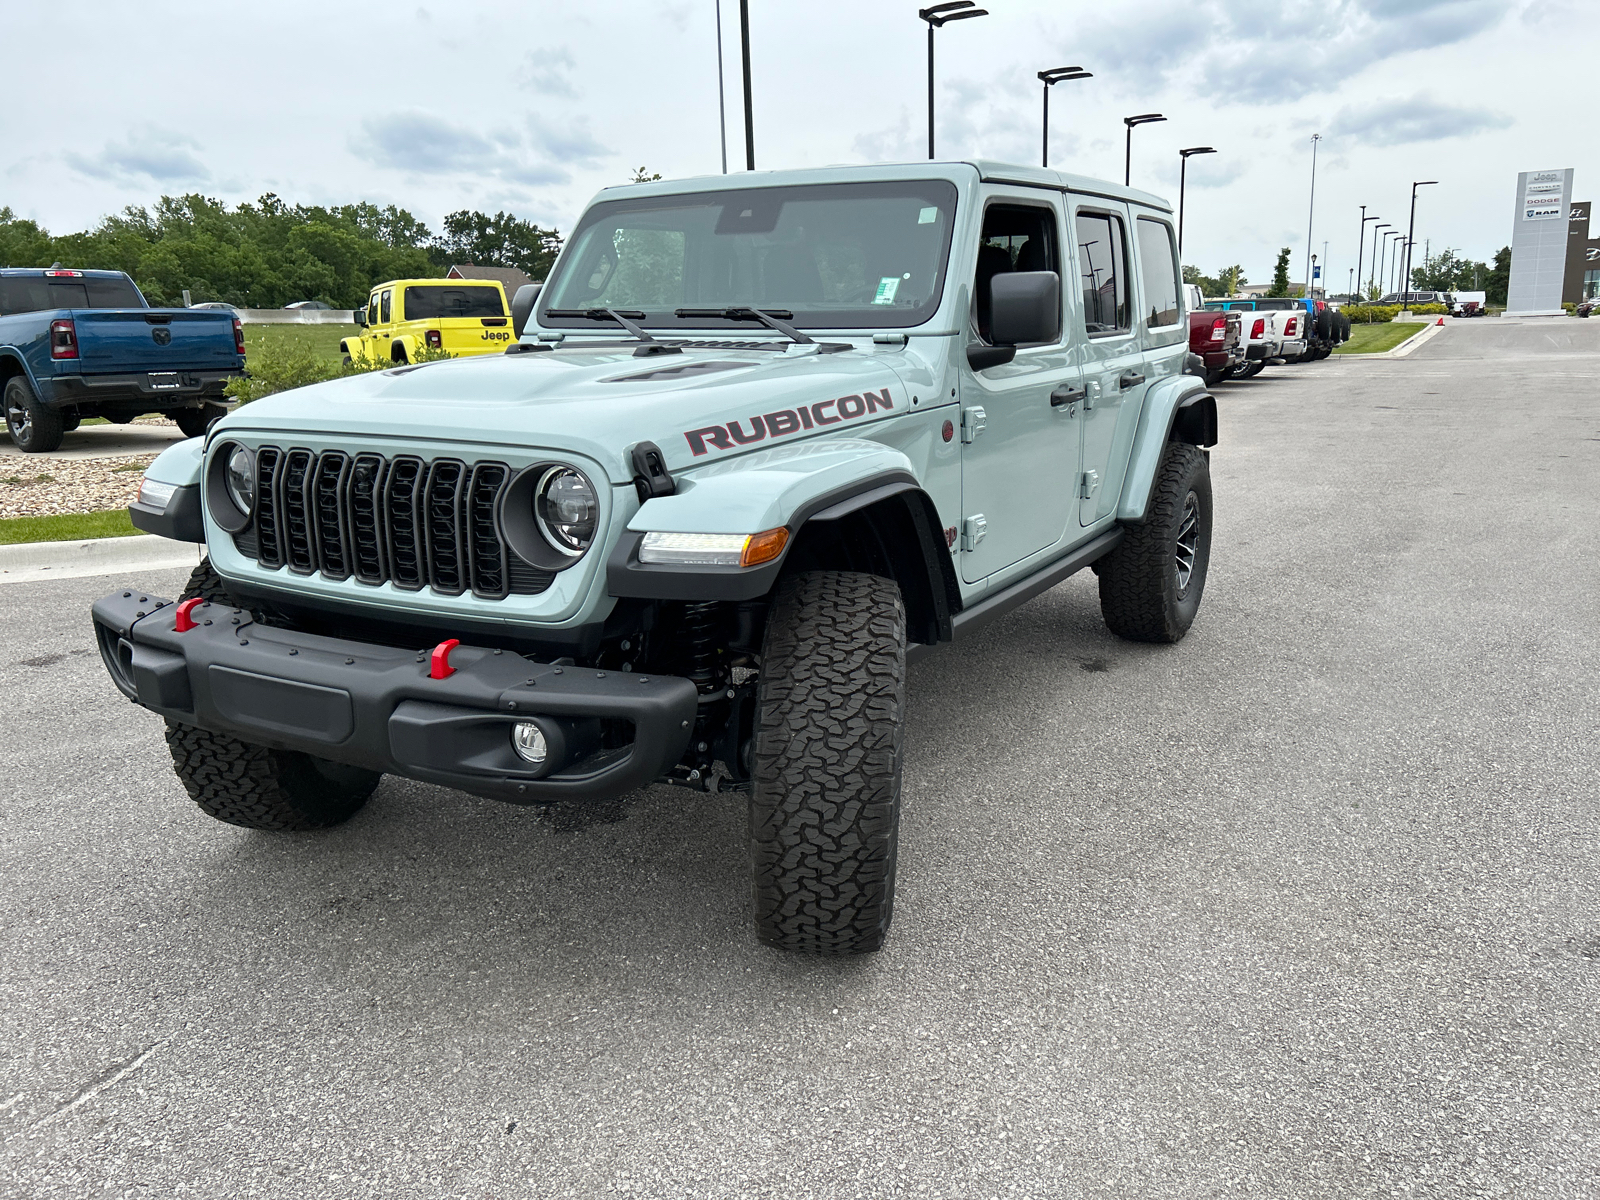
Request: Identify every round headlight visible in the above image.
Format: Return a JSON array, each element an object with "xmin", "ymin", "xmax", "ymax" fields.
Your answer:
[
  {"xmin": 225, "ymin": 445, "xmax": 255, "ymax": 515},
  {"xmin": 534, "ymin": 466, "xmax": 597, "ymax": 557}
]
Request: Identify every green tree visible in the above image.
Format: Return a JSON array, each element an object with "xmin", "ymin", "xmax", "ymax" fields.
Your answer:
[
  {"xmin": 1484, "ymin": 246, "xmax": 1511, "ymax": 305},
  {"xmin": 431, "ymin": 210, "xmax": 563, "ymax": 280},
  {"xmin": 1268, "ymin": 248, "xmax": 1292, "ymax": 296},
  {"xmin": 1216, "ymin": 264, "xmax": 1247, "ymax": 297}
]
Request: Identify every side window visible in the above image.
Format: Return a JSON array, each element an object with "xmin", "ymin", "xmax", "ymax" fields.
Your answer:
[
  {"xmin": 1074, "ymin": 211, "xmax": 1129, "ymax": 336},
  {"xmin": 973, "ymin": 203, "xmax": 1058, "ymax": 344},
  {"xmin": 379, "ymin": 289, "xmax": 392, "ymax": 324},
  {"xmin": 367, "ymin": 293, "xmax": 380, "ymax": 325},
  {"xmin": 1135, "ymin": 217, "xmax": 1180, "ymax": 328}
]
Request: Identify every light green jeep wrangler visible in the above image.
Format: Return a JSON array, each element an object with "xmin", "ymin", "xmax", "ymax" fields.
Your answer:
[{"xmin": 95, "ymin": 162, "xmax": 1216, "ymax": 955}]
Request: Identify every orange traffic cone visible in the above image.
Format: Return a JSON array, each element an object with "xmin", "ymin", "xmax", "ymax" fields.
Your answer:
[{"xmin": 1436, "ymin": 317, "xmax": 1444, "ymax": 325}]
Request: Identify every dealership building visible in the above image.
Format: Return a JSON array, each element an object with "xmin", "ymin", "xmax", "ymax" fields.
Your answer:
[{"xmin": 1565, "ymin": 199, "xmax": 1599, "ymax": 303}]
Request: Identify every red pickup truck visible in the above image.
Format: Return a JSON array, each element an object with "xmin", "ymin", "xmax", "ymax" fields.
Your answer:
[{"xmin": 1184, "ymin": 284, "xmax": 1243, "ymax": 385}]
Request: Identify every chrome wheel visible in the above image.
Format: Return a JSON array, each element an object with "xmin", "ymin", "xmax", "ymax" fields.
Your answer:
[
  {"xmin": 1174, "ymin": 490, "xmax": 1200, "ymax": 592},
  {"xmin": 5, "ymin": 394, "xmax": 30, "ymax": 442}
]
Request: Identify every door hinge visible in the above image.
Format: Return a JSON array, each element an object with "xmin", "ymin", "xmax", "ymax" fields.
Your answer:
[
  {"xmin": 1079, "ymin": 469, "xmax": 1100, "ymax": 499},
  {"xmin": 961, "ymin": 514, "xmax": 988, "ymax": 551},
  {"xmin": 961, "ymin": 406, "xmax": 987, "ymax": 443}
]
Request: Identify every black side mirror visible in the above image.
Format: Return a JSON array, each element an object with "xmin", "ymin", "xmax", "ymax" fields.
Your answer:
[
  {"xmin": 352, "ymin": 308, "xmax": 368, "ymax": 327},
  {"xmin": 511, "ymin": 282, "xmax": 542, "ymax": 339},
  {"xmin": 989, "ymin": 271, "xmax": 1061, "ymax": 346}
]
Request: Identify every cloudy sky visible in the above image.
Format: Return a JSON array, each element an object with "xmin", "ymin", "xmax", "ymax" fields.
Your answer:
[{"xmin": 3, "ymin": 0, "xmax": 1594, "ymax": 289}]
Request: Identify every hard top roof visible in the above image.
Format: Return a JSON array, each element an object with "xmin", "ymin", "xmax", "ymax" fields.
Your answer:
[{"xmin": 595, "ymin": 160, "xmax": 1172, "ymax": 215}]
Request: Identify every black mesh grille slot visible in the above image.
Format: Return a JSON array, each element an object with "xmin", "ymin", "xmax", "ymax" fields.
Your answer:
[
  {"xmin": 465, "ymin": 463, "xmax": 509, "ymax": 599},
  {"xmin": 313, "ymin": 451, "xmax": 351, "ymax": 579},
  {"xmin": 346, "ymin": 454, "xmax": 387, "ymax": 584},
  {"xmin": 423, "ymin": 460, "xmax": 467, "ymax": 595},
  {"xmin": 280, "ymin": 449, "xmax": 316, "ymax": 573},
  {"xmin": 254, "ymin": 447, "xmax": 283, "ymax": 567},
  {"xmin": 384, "ymin": 457, "xmax": 425, "ymax": 590},
  {"xmin": 507, "ymin": 557, "xmax": 558, "ymax": 595}
]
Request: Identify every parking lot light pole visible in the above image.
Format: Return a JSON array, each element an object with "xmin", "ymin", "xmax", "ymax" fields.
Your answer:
[
  {"xmin": 1039, "ymin": 67, "xmax": 1093, "ymax": 168},
  {"xmin": 919, "ymin": 2, "xmax": 988, "ymax": 160},
  {"xmin": 1177, "ymin": 146, "xmax": 1217, "ymax": 255},
  {"xmin": 1402, "ymin": 181, "xmax": 1438, "ymax": 315},
  {"xmin": 1356, "ymin": 208, "xmax": 1380, "ymax": 302},
  {"xmin": 1373, "ymin": 226, "xmax": 1391, "ymax": 297},
  {"xmin": 739, "ymin": 0, "xmax": 754, "ymax": 170},
  {"xmin": 1303, "ymin": 133, "xmax": 1321, "ymax": 297},
  {"xmin": 1388, "ymin": 233, "xmax": 1405, "ymax": 295},
  {"xmin": 1123, "ymin": 113, "xmax": 1166, "ymax": 186}
]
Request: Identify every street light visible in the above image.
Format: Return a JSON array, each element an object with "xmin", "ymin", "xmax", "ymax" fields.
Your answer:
[
  {"xmin": 1303, "ymin": 133, "xmax": 1321, "ymax": 297},
  {"xmin": 1385, "ymin": 232, "xmax": 1404, "ymax": 295},
  {"xmin": 1177, "ymin": 146, "xmax": 1217, "ymax": 256},
  {"xmin": 1356, "ymin": 208, "xmax": 1380, "ymax": 303},
  {"xmin": 1038, "ymin": 66, "xmax": 1092, "ymax": 169},
  {"xmin": 919, "ymin": 3, "xmax": 988, "ymax": 160},
  {"xmin": 1122, "ymin": 113, "xmax": 1166, "ymax": 186},
  {"xmin": 1402, "ymin": 181, "xmax": 1438, "ymax": 313},
  {"xmin": 1372, "ymin": 224, "xmax": 1391, "ymax": 295}
]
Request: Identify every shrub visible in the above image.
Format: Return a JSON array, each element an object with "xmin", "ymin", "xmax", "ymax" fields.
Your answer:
[{"xmin": 225, "ymin": 339, "xmax": 453, "ymax": 404}]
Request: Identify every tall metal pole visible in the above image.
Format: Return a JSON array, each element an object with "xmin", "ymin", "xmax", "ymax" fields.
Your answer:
[
  {"xmin": 1355, "ymin": 206, "xmax": 1366, "ymax": 302},
  {"xmin": 1124, "ymin": 124, "xmax": 1132, "ymax": 187},
  {"xmin": 927, "ymin": 24, "xmax": 936, "ymax": 158},
  {"xmin": 1303, "ymin": 133, "xmax": 1321, "ymax": 297},
  {"xmin": 715, "ymin": 0, "xmax": 728, "ymax": 174},
  {"xmin": 1179, "ymin": 154, "xmax": 1188, "ymax": 254},
  {"xmin": 739, "ymin": 0, "xmax": 754, "ymax": 171},
  {"xmin": 1372, "ymin": 224, "xmax": 1389, "ymax": 296},
  {"xmin": 1041, "ymin": 81, "xmax": 1049, "ymax": 168}
]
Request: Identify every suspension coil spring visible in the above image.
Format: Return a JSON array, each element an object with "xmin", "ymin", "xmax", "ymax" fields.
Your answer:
[{"xmin": 682, "ymin": 602, "xmax": 724, "ymax": 694}]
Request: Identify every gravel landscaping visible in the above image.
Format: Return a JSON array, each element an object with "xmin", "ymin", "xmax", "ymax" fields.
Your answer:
[{"xmin": 0, "ymin": 455, "xmax": 155, "ymax": 519}]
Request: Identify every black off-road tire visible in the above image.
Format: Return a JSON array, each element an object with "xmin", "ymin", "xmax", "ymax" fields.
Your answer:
[
  {"xmin": 749, "ymin": 571, "xmax": 906, "ymax": 955},
  {"xmin": 174, "ymin": 404, "xmax": 227, "ymax": 438},
  {"xmin": 4, "ymin": 375, "xmax": 64, "ymax": 453},
  {"xmin": 163, "ymin": 559, "xmax": 380, "ymax": 831},
  {"xmin": 1203, "ymin": 367, "xmax": 1227, "ymax": 387},
  {"xmin": 1098, "ymin": 441, "xmax": 1213, "ymax": 644}
]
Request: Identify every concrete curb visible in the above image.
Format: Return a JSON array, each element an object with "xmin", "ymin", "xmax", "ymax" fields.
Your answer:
[
  {"xmin": 1337, "ymin": 319, "xmax": 1448, "ymax": 361},
  {"xmin": 0, "ymin": 534, "xmax": 202, "ymax": 585}
]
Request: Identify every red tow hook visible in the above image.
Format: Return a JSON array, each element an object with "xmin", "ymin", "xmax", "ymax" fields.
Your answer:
[
  {"xmin": 173, "ymin": 598, "xmax": 205, "ymax": 632},
  {"xmin": 430, "ymin": 639, "xmax": 461, "ymax": 680}
]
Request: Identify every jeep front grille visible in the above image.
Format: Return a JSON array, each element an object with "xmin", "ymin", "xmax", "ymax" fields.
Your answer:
[{"xmin": 233, "ymin": 446, "xmax": 554, "ymax": 599}]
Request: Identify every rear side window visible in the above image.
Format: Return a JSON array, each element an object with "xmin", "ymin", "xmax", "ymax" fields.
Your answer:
[
  {"xmin": 0, "ymin": 274, "xmax": 142, "ymax": 313},
  {"xmin": 1074, "ymin": 211, "xmax": 1129, "ymax": 335},
  {"xmin": 1135, "ymin": 218, "xmax": 1180, "ymax": 327},
  {"xmin": 403, "ymin": 285, "xmax": 505, "ymax": 320}
]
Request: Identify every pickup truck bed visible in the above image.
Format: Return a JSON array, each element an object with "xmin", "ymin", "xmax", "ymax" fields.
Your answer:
[{"xmin": 0, "ymin": 268, "xmax": 245, "ymax": 451}]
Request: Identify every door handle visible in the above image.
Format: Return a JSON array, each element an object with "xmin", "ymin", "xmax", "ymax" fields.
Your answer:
[
  {"xmin": 1118, "ymin": 370, "xmax": 1146, "ymax": 390},
  {"xmin": 1050, "ymin": 385, "xmax": 1087, "ymax": 408}
]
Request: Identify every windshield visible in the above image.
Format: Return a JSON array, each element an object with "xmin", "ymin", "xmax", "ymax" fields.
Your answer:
[
  {"xmin": 403, "ymin": 285, "xmax": 505, "ymax": 320},
  {"xmin": 539, "ymin": 180, "xmax": 959, "ymax": 331}
]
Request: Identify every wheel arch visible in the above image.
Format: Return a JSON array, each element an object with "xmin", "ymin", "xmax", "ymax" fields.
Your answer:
[{"xmin": 1116, "ymin": 376, "xmax": 1216, "ymax": 524}]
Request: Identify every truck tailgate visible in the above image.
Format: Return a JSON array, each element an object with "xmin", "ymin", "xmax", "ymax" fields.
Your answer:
[
  {"xmin": 437, "ymin": 316, "xmax": 513, "ymax": 354},
  {"xmin": 73, "ymin": 310, "xmax": 240, "ymax": 373}
]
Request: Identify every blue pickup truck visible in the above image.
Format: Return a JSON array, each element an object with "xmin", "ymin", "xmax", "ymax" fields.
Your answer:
[{"xmin": 0, "ymin": 268, "xmax": 246, "ymax": 451}]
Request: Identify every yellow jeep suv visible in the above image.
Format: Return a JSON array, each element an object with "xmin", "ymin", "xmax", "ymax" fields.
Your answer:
[{"xmin": 342, "ymin": 278, "xmax": 515, "ymax": 365}]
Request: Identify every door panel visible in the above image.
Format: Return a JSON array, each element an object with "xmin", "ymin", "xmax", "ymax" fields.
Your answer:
[
  {"xmin": 959, "ymin": 191, "xmax": 1084, "ymax": 584},
  {"xmin": 1070, "ymin": 203, "xmax": 1148, "ymax": 526}
]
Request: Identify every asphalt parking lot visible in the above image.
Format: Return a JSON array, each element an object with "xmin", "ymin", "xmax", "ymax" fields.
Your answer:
[{"xmin": 3, "ymin": 319, "xmax": 1598, "ymax": 1199}]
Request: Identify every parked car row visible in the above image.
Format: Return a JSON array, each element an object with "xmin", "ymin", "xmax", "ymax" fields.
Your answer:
[{"xmin": 1186, "ymin": 286, "xmax": 1350, "ymax": 383}]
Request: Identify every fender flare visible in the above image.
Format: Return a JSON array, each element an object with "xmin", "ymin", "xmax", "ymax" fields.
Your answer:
[
  {"xmin": 0, "ymin": 348, "xmax": 41, "ymax": 395},
  {"xmin": 127, "ymin": 437, "xmax": 206, "ymax": 543},
  {"xmin": 1116, "ymin": 374, "xmax": 1216, "ymax": 523},
  {"xmin": 390, "ymin": 335, "xmax": 415, "ymax": 363}
]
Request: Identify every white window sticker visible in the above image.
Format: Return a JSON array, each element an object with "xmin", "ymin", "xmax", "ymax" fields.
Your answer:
[
  {"xmin": 873, "ymin": 277, "xmax": 901, "ymax": 304},
  {"xmin": 918, "ymin": 207, "xmax": 938, "ymax": 224}
]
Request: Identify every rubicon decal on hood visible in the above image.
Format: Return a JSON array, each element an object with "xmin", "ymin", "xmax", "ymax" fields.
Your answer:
[{"xmin": 684, "ymin": 389, "xmax": 895, "ymax": 456}]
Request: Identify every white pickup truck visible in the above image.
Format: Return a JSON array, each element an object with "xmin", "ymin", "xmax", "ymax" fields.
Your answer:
[{"xmin": 1198, "ymin": 295, "xmax": 1304, "ymax": 376}]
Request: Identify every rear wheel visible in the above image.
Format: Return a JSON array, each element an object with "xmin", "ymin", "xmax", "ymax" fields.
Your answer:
[
  {"xmin": 4, "ymin": 375, "xmax": 64, "ymax": 453},
  {"xmin": 1098, "ymin": 442, "xmax": 1213, "ymax": 644},
  {"xmin": 164, "ymin": 560, "xmax": 381, "ymax": 831},
  {"xmin": 749, "ymin": 571, "xmax": 906, "ymax": 955},
  {"xmin": 1203, "ymin": 368, "xmax": 1227, "ymax": 386},
  {"xmin": 174, "ymin": 404, "xmax": 227, "ymax": 438}
]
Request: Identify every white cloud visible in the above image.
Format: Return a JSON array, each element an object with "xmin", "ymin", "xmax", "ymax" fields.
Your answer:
[{"xmin": 65, "ymin": 129, "xmax": 210, "ymax": 185}]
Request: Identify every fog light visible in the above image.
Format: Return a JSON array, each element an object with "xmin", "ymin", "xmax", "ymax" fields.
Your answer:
[{"xmin": 511, "ymin": 721, "xmax": 548, "ymax": 765}]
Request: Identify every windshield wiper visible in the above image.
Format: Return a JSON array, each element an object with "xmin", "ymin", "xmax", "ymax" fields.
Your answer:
[
  {"xmin": 542, "ymin": 308, "xmax": 681, "ymax": 356},
  {"xmin": 674, "ymin": 307, "xmax": 815, "ymax": 344}
]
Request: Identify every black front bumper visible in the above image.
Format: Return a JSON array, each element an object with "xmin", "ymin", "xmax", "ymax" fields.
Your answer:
[{"xmin": 91, "ymin": 589, "xmax": 698, "ymax": 804}]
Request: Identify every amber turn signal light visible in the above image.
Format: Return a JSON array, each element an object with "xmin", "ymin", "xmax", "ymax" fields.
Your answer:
[{"xmin": 740, "ymin": 527, "xmax": 789, "ymax": 568}]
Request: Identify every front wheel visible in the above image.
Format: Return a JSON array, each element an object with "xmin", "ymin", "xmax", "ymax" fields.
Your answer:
[
  {"xmin": 1098, "ymin": 442, "xmax": 1213, "ymax": 643},
  {"xmin": 4, "ymin": 376, "xmax": 64, "ymax": 453},
  {"xmin": 174, "ymin": 403, "xmax": 227, "ymax": 438},
  {"xmin": 749, "ymin": 571, "xmax": 906, "ymax": 955}
]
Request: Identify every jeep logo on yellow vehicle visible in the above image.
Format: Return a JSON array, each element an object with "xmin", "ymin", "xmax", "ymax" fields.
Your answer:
[{"xmin": 481, "ymin": 331, "xmax": 511, "ymax": 341}]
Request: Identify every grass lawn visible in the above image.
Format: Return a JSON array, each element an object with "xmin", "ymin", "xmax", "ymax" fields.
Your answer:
[
  {"xmin": 242, "ymin": 323, "xmax": 357, "ymax": 367},
  {"xmin": 1334, "ymin": 323, "xmax": 1428, "ymax": 355},
  {"xmin": 0, "ymin": 509, "xmax": 138, "ymax": 545}
]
